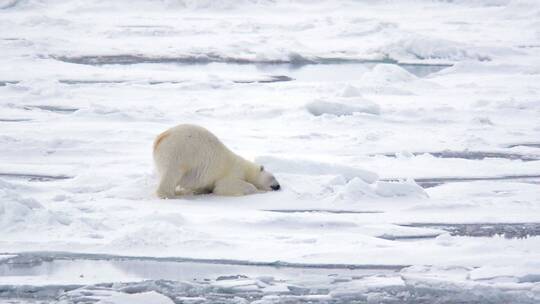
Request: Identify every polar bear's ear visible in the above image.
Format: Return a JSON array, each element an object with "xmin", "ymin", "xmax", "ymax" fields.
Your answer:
[{"xmin": 260, "ymin": 165, "xmax": 265, "ymax": 172}]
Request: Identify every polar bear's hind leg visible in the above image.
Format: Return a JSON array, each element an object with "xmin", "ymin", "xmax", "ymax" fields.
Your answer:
[{"xmin": 156, "ymin": 169, "xmax": 185, "ymax": 199}]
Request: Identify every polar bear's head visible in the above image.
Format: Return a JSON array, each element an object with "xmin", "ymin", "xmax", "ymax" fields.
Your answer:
[{"xmin": 252, "ymin": 165, "xmax": 280, "ymax": 191}]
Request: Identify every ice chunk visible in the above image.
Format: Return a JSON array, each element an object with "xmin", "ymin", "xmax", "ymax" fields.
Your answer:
[
  {"xmin": 361, "ymin": 64, "xmax": 417, "ymax": 84},
  {"xmin": 334, "ymin": 178, "xmax": 428, "ymax": 201},
  {"xmin": 374, "ymin": 180, "xmax": 428, "ymax": 198},
  {"xmin": 97, "ymin": 291, "xmax": 174, "ymax": 304},
  {"xmin": 255, "ymin": 156, "xmax": 379, "ymax": 183},
  {"xmin": 305, "ymin": 99, "xmax": 380, "ymax": 116},
  {"xmin": 338, "ymin": 177, "xmax": 377, "ymax": 199}
]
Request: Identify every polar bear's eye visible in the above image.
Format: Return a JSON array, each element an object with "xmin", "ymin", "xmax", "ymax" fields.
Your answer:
[{"xmin": 260, "ymin": 166, "xmax": 264, "ymax": 172}]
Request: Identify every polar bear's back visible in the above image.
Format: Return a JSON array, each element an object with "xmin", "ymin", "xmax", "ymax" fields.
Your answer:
[{"xmin": 153, "ymin": 124, "xmax": 234, "ymax": 187}]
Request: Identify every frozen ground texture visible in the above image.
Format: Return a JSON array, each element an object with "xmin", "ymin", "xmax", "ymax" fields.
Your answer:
[{"xmin": 1, "ymin": 0, "xmax": 540, "ymax": 302}]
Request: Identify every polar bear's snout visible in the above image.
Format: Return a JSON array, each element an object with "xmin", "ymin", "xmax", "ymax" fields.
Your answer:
[
  {"xmin": 268, "ymin": 176, "xmax": 280, "ymax": 191},
  {"xmin": 253, "ymin": 168, "xmax": 281, "ymax": 191},
  {"xmin": 269, "ymin": 175, "xmax": 281, "ymax": 191}
]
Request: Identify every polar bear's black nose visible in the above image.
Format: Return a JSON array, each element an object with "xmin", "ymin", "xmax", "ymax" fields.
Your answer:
[{"xmin": 271, "ymin": 184, "xmax": 280, "ymax": 191}]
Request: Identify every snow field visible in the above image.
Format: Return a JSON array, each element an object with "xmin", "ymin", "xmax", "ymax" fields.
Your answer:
[{"xmin": 1, "ymin": 0, "xmax": 540, "ymax": 302}]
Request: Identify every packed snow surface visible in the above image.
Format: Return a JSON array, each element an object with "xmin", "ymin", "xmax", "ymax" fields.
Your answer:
[{"xmin": 1, "ymin": 0, "xmax": 540, "ymax": 302}]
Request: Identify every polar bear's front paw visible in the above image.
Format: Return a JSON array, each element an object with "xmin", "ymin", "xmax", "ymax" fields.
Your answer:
[
  {"xmin": 241, "ymin": 183, "xmax": 258, "ymax": 195},
  {"xmin": 213, "ymin": 178, "xmax": 258, "ymax": 196}
]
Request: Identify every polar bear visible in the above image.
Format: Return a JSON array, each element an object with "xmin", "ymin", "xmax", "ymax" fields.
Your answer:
[{"xmin": 153, "ymin": 124, "xmax": 280, "ymax": 198}]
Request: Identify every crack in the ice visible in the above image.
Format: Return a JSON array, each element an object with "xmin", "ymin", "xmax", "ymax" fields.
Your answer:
[
  {"xmin": 0, "ymin": 252, "xmax": 408, "ymax": 270},
  {"xmin": 506, "ymin": 143, "xmax": 540, "ymax": 148},
  {"xmin": 53, "ymin": 54, "xmax": 453, "ymax": 70},
  {"xmin": 0, "ymin": 80, "xmax": 19, "ymax": 86},
  {"xmin": 24, "ymin": 105, "xmax": 79, "ymax": 113},
  {"xmin": 233, "ymin": 75, "xmax": 294, "ymax": 83},
  {"xmin": 375, "ymin": 150, "xmax": 540, "ymax": 161},
  {"xmin": 384, "ymin": 174, "xmax": 540, "ymax": 188},
  {"xmin": 0, "ymin": 77, "xmax": 294, "ymax": 87},
  {"xmin": 0, "ymin": 118, "xmax": 32, "ymax": 122},
  {"xmin": 3, "ymin": 277, "xmax": 537, "ymax": 304},
  {"xmin": 377, "ymin": 234, "xmax": 441, "ymax": 241},
  {"xmin": 263, "ymin": 209, "xmax": 383, "ymax": 214},
  {"xmin": 0, "ymin": 173, "xmax": 73, "ymax": 181},
  {"xmin": 398, "ymin": 222, "xmax": 540, "ymax": 238},
  {"xmin": 1, "ymin": 253, "xmax": 538, "ymax": 303}
]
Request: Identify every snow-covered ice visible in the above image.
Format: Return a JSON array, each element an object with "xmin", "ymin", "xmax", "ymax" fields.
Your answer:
[{"xmin": 1, "ymin": 0, "xmax": 540, "ymax": 302}]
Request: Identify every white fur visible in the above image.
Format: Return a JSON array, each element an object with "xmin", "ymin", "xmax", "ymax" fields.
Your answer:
[{"xmin": 153, "ymin": 124, "xmax": 279, "ymax": 198}]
